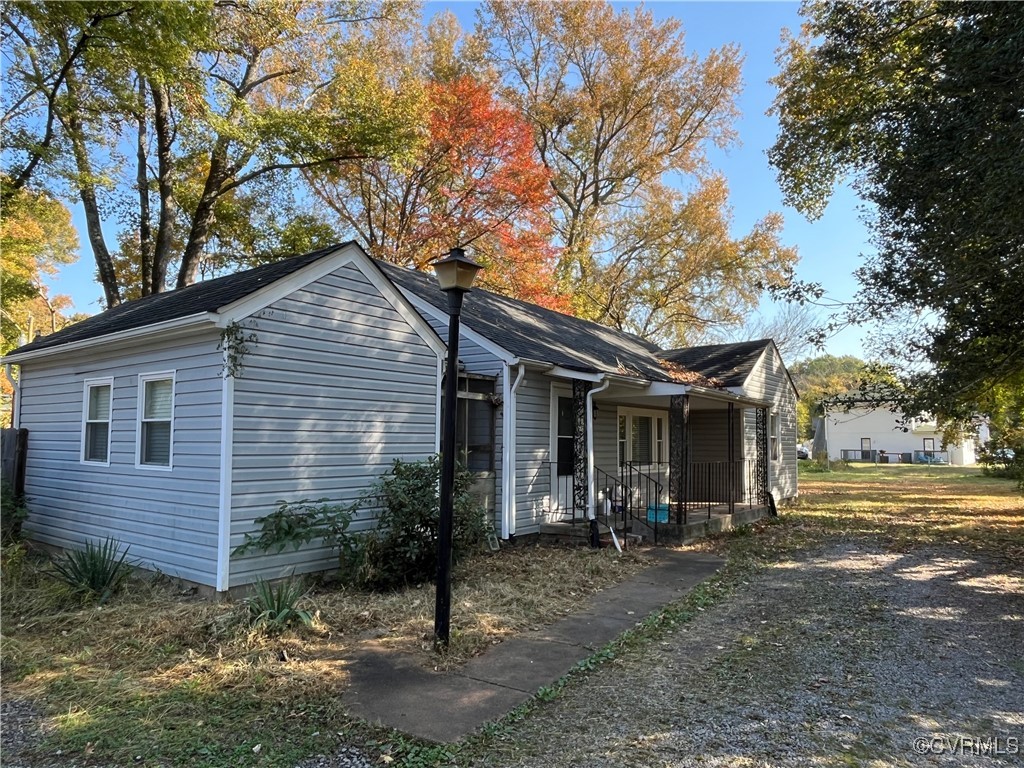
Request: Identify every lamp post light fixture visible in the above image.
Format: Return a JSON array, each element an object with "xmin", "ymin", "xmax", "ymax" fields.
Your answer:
[{"xmin": 432, "ymin": 247, "xmax": 482, "ymax": 647}]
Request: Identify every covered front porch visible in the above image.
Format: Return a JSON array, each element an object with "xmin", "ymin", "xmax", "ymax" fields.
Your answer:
[{"xmin": 542, "ymin": 376, "xmax": 774, "ymax": 545}]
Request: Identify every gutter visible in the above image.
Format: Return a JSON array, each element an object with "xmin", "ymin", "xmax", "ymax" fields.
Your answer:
[
  {"xmin": 1, "ymin": 312, "xmax": 220, "ymax": 365},
  {"xmin": 501, "ymin": 361, "xmax": 527, "ymax": 538},
  {"xmin": 586, "ymin": 376, "xmax": 611, "ymax": 521}
]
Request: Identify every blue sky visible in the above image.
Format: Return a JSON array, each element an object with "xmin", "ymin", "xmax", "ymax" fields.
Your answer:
[{"xmin": 51, "ymin": 1, "xmax": 872, "ymax": 360}]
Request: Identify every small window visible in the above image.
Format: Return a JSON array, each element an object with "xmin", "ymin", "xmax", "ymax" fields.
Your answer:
[
  {"xmin": 82, "ymin": 379, "xmax": 113, "ymax": 464},
  {"xmin": 455, "ymin": 376, "xmax": 496, "ymax": 473},
  {"xmin": 923, "ymin": 438, "xmax": 935, "ymax": 452},
  {"xmin": 770, "ymin": 413, "xmax": 781, "ymax": 461},
  {"xmin": 631, "ymin": 415, "xmax": 653, "ymax": 464},
  {"xmin": 138, "ymin": 374, "xmax": 174, "ymax": 468}
]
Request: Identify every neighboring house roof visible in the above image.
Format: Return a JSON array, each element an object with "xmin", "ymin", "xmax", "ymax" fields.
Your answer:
[
  {"xmin": 377, "ymin": 261, "xmax": 705, "ymax": 384},
  {"xmin": 659, "ymin": 340, "xmax": 775, "ymax": 387},
  {"xmin": 7, "ymin": 244, "xmax": 348, "ymax": 357}
]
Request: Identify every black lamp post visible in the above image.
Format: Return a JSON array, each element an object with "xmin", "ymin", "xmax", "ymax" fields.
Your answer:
[{"xmin": 432, "ymin": 247, "xmax": 482, "ymax": 647}]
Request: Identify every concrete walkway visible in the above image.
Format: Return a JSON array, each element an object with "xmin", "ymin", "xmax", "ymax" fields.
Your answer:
[{"xmin": 343, "ymin": 549, "xmax": 724, "ymax": 742}]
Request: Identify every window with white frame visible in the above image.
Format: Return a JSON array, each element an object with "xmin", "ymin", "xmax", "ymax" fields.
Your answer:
[
  {"xmin": 138, "ymin": 373, "xmax": 174, "ymax": 468},
  {"xmin": 617, "ymin": 409, "xmax": 667, "ymax": 466},
  {"xmin": 770, "ymin": 412, "xmax": 781, "ymax": 461},
  {"xmin": 82, "ymin": 379, "xmax": 113, "ymax": 464}
]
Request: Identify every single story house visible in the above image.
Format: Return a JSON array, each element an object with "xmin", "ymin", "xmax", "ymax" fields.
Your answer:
[
  {"xmin": 822, "ymin": 398, "xmax": 976, "ymax": 465},
  {"xmin": 3, "ymin": 243, "xmax": 798, "ymax": 592}
]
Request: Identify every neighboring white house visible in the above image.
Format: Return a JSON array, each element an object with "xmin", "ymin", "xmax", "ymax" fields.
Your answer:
[
  {"xmin": 3, "ymin": 243, "xmax": 800, "ymax": 592},
  {"xmin": 822, "ymin": 401, "xmax": 976, "ymax": 465}
]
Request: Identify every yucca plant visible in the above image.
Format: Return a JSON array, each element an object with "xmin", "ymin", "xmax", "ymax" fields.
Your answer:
[
  {"xmin": 246, "ymin": 576, "xmax": 313, "ymax": 632},
  {"xmin": 51, "ymin": 537, "xmax": 133, "ymax": 603}
]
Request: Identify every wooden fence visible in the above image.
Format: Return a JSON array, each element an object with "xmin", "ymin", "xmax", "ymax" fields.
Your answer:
[{"xmin": 1, "ymin": 428, "xmax": 28, "ymax": 496}]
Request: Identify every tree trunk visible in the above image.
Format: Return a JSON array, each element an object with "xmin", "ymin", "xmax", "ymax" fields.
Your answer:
[
  {"xmin": 150, "ymin": 81, "xmax": 176, "ymax": 294},
  {"xmin": 176, "ymin": 138, "xmax": 230, "ymax": 288},
  {"xmin": 136, "ymin": 75, "xmax": 153, "ymax": 296},
  {"xmin": 63, "ymin": 72, "xmax": 120, "ymax": 309}
]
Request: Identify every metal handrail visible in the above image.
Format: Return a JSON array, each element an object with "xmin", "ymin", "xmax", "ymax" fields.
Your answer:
[{"xmin": 623, "ymin": 462, "xmax": 666, "ymax": 542}]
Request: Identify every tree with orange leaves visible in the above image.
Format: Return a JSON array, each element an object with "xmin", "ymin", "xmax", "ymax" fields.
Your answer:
[{"xmin": 306, "ymin": 75, "xmax": 565, "ymax": 310}]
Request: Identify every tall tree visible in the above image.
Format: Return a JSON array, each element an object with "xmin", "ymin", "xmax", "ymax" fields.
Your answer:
[
  {"xmin": 480, "ymin": 0, "xmax": 798, "ymax": 342},
  {"xmin": 770, "ymin": 1, "xmax": 1024, "ymax": 431},
  {"xmin": 0, "ymin": 174, "xmax": 78, "ymax": 352},
  {"xmin": 307, "ymin": 73, "xmax": 563, "ymax": 308},
  {"xmin": 788, "ymin": 354, "xmax": 867, "ymax": 441},
  {"xmin": 2, "ymin": 0, "xmax": 425, "ymax": 308}
]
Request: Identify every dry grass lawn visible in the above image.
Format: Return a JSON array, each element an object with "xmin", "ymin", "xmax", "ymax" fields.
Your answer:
[
  {"xmin": 2, "ymin": 464, "xmax": 1020, "ymax": 768},
  {"xmin": 0, "ymin": 540, "xmax": 654, "ymax": 767}
]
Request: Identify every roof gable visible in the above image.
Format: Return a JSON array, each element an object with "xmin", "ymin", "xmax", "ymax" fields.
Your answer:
[
  {"xmin": 659, "ymin": 340, "xmax": 775, "ymax": 387},
  {"xmin": 4, "ymin": 242, "xmax": 444, "ymax": 362},
  {"xmin": 7, "ymin": 244, "xmax": 349, "ymax": 358}
]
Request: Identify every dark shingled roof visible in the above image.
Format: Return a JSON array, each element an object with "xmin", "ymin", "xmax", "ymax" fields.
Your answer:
[
  {"xmin": 8, "ymin": 244, "xmax": 777, "ymax": 393},
  {"xmin": 658, "ymin": 340, "xmax": 774, "ymax": 387},
  {"xmin": 7, "ymin": 244, "xmax": 347, "ymax": 356},
  {"xmin": 376, "ymin": 261, "xmax": 684, "ymax": 382}
]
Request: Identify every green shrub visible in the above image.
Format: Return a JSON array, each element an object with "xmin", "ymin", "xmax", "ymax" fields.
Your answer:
[
  {"xmin": 1, "ymin": 485, "xmax": 28, "ymax": 544},
  {"xmin": 233, "ymin": 498, "xmax": 364, "ymax": 581},
  {"xmin": 245, "ymin": 576, "xmax": 313, "ymax": 632},
  {"xmin": 358, "ymin": 455, "xmax": 487, "ymax": 591},
  {"xmin": 230, "ymin": 456, "xmax": 487, "ymax": 592},
  {"xmin": 234, "ymin": 498, "xmax": 355, "ymax": 554},
  {"xmin": 978, "ymin": 443, "xmax": 1023, "ymax": 488},
  {"xmin": 50, "ymin": 537, "xmax": 133, "ymax": 603}
]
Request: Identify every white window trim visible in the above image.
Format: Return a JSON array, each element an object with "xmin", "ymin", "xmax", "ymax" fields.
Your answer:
[
  {"xmin": 617, "ymin": 406, "xmax": 668, "ymax": 466},
  {"xmin": 135, "ymin": 371, "xmax": 176, "ymax": 471},
  {"xmin": 80, "ymin": 377, "xmax": 114, "ymax": 466},
  {"xmin": 549, "ymin": 383, "xmax": 572, "ymax": 474},
  {"xmin": 770, "ymin": 410, "xmax": 782, "ymax": 463}
]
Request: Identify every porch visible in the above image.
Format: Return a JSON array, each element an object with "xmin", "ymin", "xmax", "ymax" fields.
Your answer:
[
  {"xmin": 543, "ymin": 459, "xmax": 772, "ymax": 545},
  {"xmin": 542, "ymin": 380, "xmax": 775, "ymax": 545}
]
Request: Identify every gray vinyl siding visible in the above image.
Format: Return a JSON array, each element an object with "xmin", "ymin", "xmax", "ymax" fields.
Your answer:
[
  {"xmin": 689, "ymin": 410, "xmax": 743, "ymax": 463},
  {"xmin": 417, "ymin": 312, "xmax": 505, "ymax": 531},
  {"xmin": 17, "ymin": 332, "xmax": 224, "ymax": 586},
  {"xmin": 593, "ymin": 409, "xmax": 618, "ymax": 476},
  {"xmin": 740, "ymin": 348, "xmax": 798, "ymax": 500},
  {"xmin": 511, "ymin": 373, "xmax": 552, "ymax": 534},
  {"xmin": 229, "ymin": 263, "xmax": 440, "ymax": 586}
]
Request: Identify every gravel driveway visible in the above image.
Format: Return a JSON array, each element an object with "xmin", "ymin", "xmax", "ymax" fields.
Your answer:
[{"xmin": 489, "ymin": 541, "xmax": 1024, "ymax": 767}]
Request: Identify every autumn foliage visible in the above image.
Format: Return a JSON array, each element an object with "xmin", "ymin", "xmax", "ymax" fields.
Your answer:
[{"xmin": 309, "ymin": 76, "xmax": 566, "ymax": 310}]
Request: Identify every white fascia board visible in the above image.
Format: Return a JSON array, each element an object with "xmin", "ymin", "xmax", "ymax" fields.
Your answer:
[
  {"xmin": 356, "ymin": 255, "xmax": 448, "ymax": 358},
  {"xmin": 643, "ymin": 381, "xmax": 692, "ymax": 397},
  {"xmin": 1, "ymin": 312, "xmax": 219, "ymax": 365},
  {"xmin": 545, "ymin": 366, "xmax": 605, "ymax": 383},
  {"xmin": 699, "ymin": 385, "xmax": 769, "ymax": 408},
  {"xmin": 396, "ymin": 289, "xmax": 515, "ymax": 364}
]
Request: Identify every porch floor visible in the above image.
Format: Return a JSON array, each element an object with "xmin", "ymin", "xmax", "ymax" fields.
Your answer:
[{"xmin": 540, "ymin": 503, "xmax": 771, "ymax": 546}]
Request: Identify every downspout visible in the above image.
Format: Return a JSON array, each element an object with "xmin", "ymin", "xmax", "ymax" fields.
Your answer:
[
  {"xmin": 215, "ymin": 352, "xmax": 235, "ymax": 594},
  {"xmin": 4, "ymin": 364, "xmax": 21, "ymax": 429},
  {"xmin": 501, "ymin": 362, "xmax": 526, "ymax": 538},
  {"xmin": 586, "ymin": 376, "xmax": 611, "ymax": 522}
]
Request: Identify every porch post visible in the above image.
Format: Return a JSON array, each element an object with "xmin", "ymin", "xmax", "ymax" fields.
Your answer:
[
  {"xmin": 571, "ymin": 379, "xmax": 591, "ymax": 519},
  {"xmin": 727, "ymin": 401, "xmax": 736, "ymax": 515},
  {"xmin": 755, "ymin": 406, "xmax": 769, "ymax": 505},
  {"xmin": 669, "ymin": 394, "xmax": 689, "ymax": 524}
]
